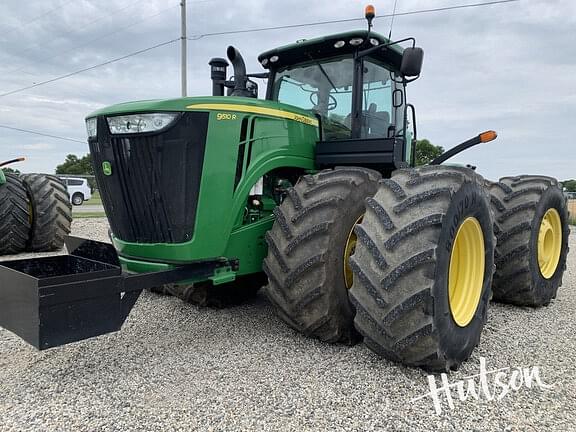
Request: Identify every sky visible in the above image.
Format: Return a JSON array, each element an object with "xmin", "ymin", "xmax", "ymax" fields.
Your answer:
[{"xmin": 0, "ymin": 0, "xmax": 574, "ymax": 181}]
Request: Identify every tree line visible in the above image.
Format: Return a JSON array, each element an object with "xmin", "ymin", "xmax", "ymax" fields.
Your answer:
[{"xmin": 7, "ymin": 142, "xmax": 574, "ymax": 192}]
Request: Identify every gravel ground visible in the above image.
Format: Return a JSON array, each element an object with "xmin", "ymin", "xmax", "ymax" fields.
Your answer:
[{"xmin": 0, "ymin": 219, "xmax": 574, "ymax": 432}]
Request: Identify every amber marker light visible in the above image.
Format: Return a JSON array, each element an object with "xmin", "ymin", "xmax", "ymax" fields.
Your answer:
[
  {"xmin": 365, "ymin": 5, "xmax": 375, "ymax": 19},
  {"xmin": 479, "ymin": 130, "xmax": 498, "ymax": 143}
]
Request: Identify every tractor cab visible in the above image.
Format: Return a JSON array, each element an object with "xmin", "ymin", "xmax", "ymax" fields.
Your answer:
[{"xmin": 258, "ymin": 29, "xmax": 423, "ymax": 171}]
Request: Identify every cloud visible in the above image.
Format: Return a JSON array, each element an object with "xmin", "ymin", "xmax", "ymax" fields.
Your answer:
[{"xmin": 0, "ymin": 0, "xmax": 574, "ymax": 180}]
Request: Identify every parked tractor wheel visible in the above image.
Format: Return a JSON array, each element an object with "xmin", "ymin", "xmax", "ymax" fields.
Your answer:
[
  {"xmin": 349, "ymin": 166, "xmax": 495, "ymax": 371},
  {"xmin": 21, "ymin": 174, "xmax": 72, "ymax": 252},
  {"xmin": 164, "ymin": 272, "xmax": 267, "ymax": 308},
  {"xmin": 488, "ymin": 176, "xmax": 569, "ymax": 306},
  {"xmin": 263, "ymin": 167, "xmax": 381, "ymax": 344},
  {"xmin": 0, "ymin": 173, "xmax": 31, "ymax": 255}
]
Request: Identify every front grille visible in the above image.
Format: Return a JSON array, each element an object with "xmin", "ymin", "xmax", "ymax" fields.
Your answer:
[{"xmin": 90, "ymin": 112, "xmax": 209, "ymax": 243}]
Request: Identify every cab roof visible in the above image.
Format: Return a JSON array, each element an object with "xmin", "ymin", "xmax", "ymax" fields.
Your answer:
[{"xmin": 257, "ymin": 30, "xmax": 404, "ymax": 71}]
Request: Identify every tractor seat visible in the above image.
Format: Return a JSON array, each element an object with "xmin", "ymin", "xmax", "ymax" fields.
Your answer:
[
  {"xmin": 362, "ymin": 103, "xmax": 390, "ymax": 138},
  {"xmin": 334, "ymin": 104, "xmax": 391, "ymax": 140}
]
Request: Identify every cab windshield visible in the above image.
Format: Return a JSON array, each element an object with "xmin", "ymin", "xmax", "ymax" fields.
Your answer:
[{"xmin": 272, "ymin": 57, "xmax": 396, "ymax": 141}]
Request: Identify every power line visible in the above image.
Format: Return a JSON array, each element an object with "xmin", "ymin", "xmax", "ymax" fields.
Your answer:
[
  {"xmin": 189, "ymin": 0, "xmax": 519, "ymax": 39},
  {"xmin": 0, "ymin": 0, "xmax": 519, "ymax": 98},
  {"xmin": 6, "ymin": 0, "xmax": 234, "ymax": 58},
  {"xmin": 0, "ymin": 38, "xmax": 180, "ymax": 98},
  {"xmin": 0, "ymin": 0, "xmax": 77, "ymax": 37},
  {"xmin": 6, "ymin": 0, "xmax": 143, "ymax": 67},
  {"xmin": 0, "ymin": 125, "xmax": 85, "ymax": 144},
  {"xmin": 7, "ymin": 2, "xmax": 180, "ymax": 77}
]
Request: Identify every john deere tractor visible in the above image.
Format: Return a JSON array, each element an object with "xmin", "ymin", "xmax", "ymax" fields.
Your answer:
[{"xmin": 0, "ymin": 6, "xmax": 569, "ymax": 371}]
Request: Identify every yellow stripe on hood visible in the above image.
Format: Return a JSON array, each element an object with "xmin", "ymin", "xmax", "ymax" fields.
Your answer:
[{"xmin": 186, "ymin": 103, "xmax": 319, "ymax": 127}]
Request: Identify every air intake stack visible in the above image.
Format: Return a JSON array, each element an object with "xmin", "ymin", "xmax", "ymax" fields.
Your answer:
[{"xmin": 209, "ymin": 57, "xmax": 229, "ymax": 97}]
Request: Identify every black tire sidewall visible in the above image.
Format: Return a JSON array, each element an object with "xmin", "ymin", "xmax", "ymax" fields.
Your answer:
[
  {"xmin": 433, "ymin": 181, "xmax": 494, "ymax": 362},
  {"xmin": 528, "ymin": 186, "xmax": 570, "ymax": 304}
]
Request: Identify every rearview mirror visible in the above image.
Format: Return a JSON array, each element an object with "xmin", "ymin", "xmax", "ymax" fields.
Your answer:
[{"xmin": 400, "ymin": 47, "xmax": 424, "ymax": 77}]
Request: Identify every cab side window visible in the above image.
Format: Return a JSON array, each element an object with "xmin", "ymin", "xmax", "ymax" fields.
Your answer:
[{"xmin": 361, "ymin": 60, "xmax": 394, "ymax": 139}]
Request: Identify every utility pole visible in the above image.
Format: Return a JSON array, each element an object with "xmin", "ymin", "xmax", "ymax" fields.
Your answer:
[{"xmin": 180, "ymin": 0, "xmax": 187, "ymax": 97}]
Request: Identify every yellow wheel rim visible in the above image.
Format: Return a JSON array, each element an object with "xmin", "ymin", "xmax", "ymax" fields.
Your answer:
[
  {"xmin": 448, "ymin": 217, "xmax": 485, "ymax": 327},
  {"xmin": 344, "ymin": 215, "xmax": 363, "ymax": 289},
  {"xmin": 538, "ymin": 208, "xmax": 562, "ymax": 279}
]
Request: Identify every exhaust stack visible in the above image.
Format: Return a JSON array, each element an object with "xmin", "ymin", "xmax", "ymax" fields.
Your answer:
[{"xmin": 226, "ymin": 46, "xmax": 252, "ymax": 97}]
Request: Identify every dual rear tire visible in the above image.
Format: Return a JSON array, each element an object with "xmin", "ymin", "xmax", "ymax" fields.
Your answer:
[
  {"xmin": 488, "ymin": 176, "xmax": 569, "ymax": 306},
  {"xmin": 0, "ymin": 173, "xmax": 71, "ymax": 255},
  {"xmin": 21, "ymin": 174, "xmax": 72, "ymax": 252},
  {"xmin": 264, "ymin": 166, "xmax": 569, "ymax": 371},
  {"xmin": 264, "ymin": 165, "xmax": 496, "ymax": 370}
]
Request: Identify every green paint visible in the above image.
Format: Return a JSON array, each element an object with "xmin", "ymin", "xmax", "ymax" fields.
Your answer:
[
  {"xmin": 108, "ymin": 104, "xmax": 317, "ymax": 283},
  {"xmin": 102, "ymin": 161, "xmax": 112, "ymax": 176},
  {"xmin": 209, "ymin": 267, "xmax": 236, "ymax": 285},
  {"xmin": 119, "ymin": 255, "xmax": 174, "ymax": 273}
]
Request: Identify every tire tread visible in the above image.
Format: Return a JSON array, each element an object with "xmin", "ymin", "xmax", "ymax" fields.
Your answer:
[
  {"xmin": 0, "ymin": 174, "xmax": 31, "ymax": 255},
  {"xmin": 21, "ymin": 174, "xmax": 72, "ymax": 252}
]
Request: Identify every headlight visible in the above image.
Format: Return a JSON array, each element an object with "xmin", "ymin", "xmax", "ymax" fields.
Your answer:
[
  {"xmin": 85, "ymin": 117, "xmax": 97, "ymax": 138},
  {"xmin": 106, "ymin": 113, "xmax": 179, "ymax": 134}
]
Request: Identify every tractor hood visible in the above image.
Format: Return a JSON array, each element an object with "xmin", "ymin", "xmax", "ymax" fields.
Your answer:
[
  {"xmin": 86, "ymin": 96, "xmax": 318, "ymax": 126},
  {"xmin": 85, "ymin": 95, "xmax": 319, "ymax": 246}
]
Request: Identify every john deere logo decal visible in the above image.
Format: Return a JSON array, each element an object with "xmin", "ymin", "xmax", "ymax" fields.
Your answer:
[{"xmin": 102, "ymin": 161, "xmax": 112, "ymax": 176}]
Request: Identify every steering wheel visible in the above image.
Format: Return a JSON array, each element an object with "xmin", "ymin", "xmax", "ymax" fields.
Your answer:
[{"xmin": 309, "ymin": 92, "xmax": 337, "ymax": 111}]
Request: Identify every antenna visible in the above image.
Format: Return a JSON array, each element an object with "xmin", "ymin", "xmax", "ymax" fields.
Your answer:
[
  {"xmin": 180, "ymin": 0, "xmax": 187, "ymax": 97},
  {"xmin": 388, "ymin": 0, "xmax": 399, "ymax": 39}
]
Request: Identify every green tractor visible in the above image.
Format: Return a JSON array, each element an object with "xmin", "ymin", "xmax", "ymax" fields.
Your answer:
[
  {"xmin": 0, "ymin": 158, "xmax": 72, "ymax": 255},
  {"xmin": 0, "ymin": 7, "xmax": 569, "ymax": 371}
]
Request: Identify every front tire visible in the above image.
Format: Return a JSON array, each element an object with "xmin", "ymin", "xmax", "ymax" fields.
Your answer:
[
  {"xmin": 488, "ymin": 175, "xmax": 569, "ymax": 306},
  {"xmin": 263, "ymin": 167, "xmax": 381, "ymax": 344},
  {"xmin": 349, "ymin": 166, "xmax": 495, "ymax": 371}
]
